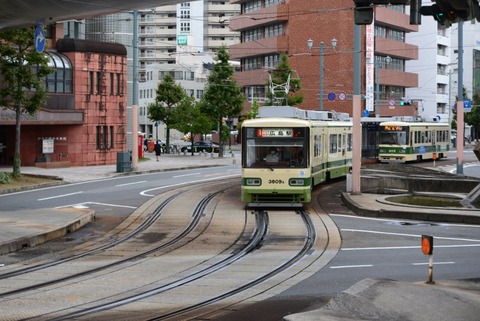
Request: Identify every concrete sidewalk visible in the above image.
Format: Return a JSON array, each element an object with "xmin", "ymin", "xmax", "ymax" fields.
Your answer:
[{"xmin": 19, "ymin": 150, "xmax": 241, "ymax": 183}]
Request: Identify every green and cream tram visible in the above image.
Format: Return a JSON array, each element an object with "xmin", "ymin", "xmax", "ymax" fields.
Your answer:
[
  {"xmin": 241, "ymin": 107, "xmax": 352, "ymax": 207},
  {"xmin": 378, "ymin": 121, "xmax": 450, "ymax": 163}
]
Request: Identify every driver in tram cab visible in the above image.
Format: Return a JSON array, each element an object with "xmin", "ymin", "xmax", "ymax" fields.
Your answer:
[{"xmin": 265, "ymin": 148, "xmax": 279, "ymax": 162}]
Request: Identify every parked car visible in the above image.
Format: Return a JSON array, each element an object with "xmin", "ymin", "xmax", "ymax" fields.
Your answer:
[{"xmin": 181, "ymin": 141, "xmax": 220, "ymax": 153}]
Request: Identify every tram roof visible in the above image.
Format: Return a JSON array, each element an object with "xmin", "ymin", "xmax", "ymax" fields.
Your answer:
[{"xmin": 379, "ymin": 121, "xmax": 450, "ymax": 127}]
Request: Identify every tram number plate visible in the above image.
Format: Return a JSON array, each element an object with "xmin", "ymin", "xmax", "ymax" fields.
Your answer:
[{"xmin": 269, "ymin": 179, "xmax": 285, "ymax": 184}]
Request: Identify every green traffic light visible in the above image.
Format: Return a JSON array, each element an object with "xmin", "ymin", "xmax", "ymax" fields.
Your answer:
[{"xmin": 434, "ymin": 12, "xmax": 446, "ymax": 22}]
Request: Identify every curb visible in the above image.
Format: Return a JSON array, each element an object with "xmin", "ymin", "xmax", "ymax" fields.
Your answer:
[
  {"xmin": 0, "ymin": 208, "xmax": 95, "ymax": 255},
  {"xmin": 341, "ymin": 192, "xmax": 480, "ymax": 225}
]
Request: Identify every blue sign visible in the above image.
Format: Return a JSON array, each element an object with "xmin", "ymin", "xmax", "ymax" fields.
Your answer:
[
  {"xmin": 419, "ymin": 146, "xmax": 425, "ymax": 154},
  {"xmin": 34, "ymin": 26, "xmax": 46, "ymax": 53},
  {"xmin": 362, "ymin": 109, "xmax": 370, "ymax": 117},
  {"xmin": 327, "ymin": 92, "xmax": 336, "ymax": 101},
  {"xmin": 453, "ymin": 99, "xmax": 472, "ymax": 110}
]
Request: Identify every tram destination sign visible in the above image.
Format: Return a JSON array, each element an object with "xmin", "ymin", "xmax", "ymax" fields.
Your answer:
[
  {"xmin": 383, "ymin": 125, "xmax": 404, "ymax": 131},
  {"xmin": 257, "ymin": 128, "xmax": 293, "ymax": 137}
]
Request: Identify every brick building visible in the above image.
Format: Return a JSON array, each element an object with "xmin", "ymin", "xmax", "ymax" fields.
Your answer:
[
  {"xmin": 229, "ymin": 0, "xmax": 419, "ymax": 117},
  {"xmin": 0, "ymin": 38, "xmax": 128, "ymax": 167}
]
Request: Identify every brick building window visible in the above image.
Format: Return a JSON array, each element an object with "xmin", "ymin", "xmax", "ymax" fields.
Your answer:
[
  {"xmin": 96, "ymin": 125, "xmax": 114, "ymax": 150},
  {"xmin": 89, "ymin": 71, "xmax": 94, "ymax": 94},
  {"xmin": 45, "ymin": 52, "xmax": 73, "ymax": 93}
]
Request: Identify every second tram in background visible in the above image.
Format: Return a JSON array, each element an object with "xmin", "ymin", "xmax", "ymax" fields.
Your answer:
[
  {"xmin": 241, "ymin": 106, "xmax": 353, "ymax": 208},
  {"xmin": 378, "ymin": 121, "xmax": 451, "ymax": 163}
]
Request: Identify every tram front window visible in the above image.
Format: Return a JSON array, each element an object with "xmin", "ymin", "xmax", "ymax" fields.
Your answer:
[
  {"xmin": 380, "ymin": 128, "xmax": 407, "ymax": 145},
  {"xmin": 245, "ymin": 139, "xmax": 306, "ymax": 168}
]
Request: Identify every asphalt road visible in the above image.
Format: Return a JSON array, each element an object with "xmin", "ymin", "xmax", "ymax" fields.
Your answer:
[{"xmin": 1, "ymin": 161, "xmax": 479, "ymax": 320}]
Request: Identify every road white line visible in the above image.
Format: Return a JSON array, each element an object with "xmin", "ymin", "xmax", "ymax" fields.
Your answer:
[
  {"xmin": 115, "ymin": 180, "xmax": 147, "ymax": 187},
  {"xmin": 173, "ymin": 173, "xmax": 200, "ymax": 178},
  {"xmin": 37, "ymin": 191, "xmax": 83, "ymax": 201},
  {"xmin": 342, "ymin": 244, "xmax": 480, "ymax": 251},
  {"xmin": 341, "ymin": 228, "xmax": 480, "ymax": 243},
  {"xmin": 55, "ymin": 201, "xmax": 137, "ymax": 209},
  {"xmin": 330, "ymin": 265, "xmax": 373, "ymax": 269},
  {"xmin": 331, "ymin": 213, "xmax": 480, "ymax": 229},
  {"xmin": 412, "ymin": 262, "xmax": 455, "ymax": 266},
  {"xmin": 140, "ymin": 174, "xmax": 238, "ymax": 197}
]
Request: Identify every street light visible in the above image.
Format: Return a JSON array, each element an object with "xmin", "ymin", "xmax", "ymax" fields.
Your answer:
[{"xmin": 307, "ymin": 38, "xmax": 337, "ymax": 110}]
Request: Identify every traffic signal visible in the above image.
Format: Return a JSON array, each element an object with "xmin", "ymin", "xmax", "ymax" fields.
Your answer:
[
  {"xmin": 420, "ymin": 0, "xmax": 480, "ymax": 26},
  {"xmin": 400, "ymin": 100, "xmax": 412, "ymax": 106},
  {"xmin": 353, "ymin": 1, "xmax": 374, "ymax": 25},
  {"xmin": 353, "ymin": 1, "xmax": 413, "ymax": 25}
]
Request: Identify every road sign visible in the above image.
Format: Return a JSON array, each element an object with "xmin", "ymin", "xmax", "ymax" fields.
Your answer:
[
  {"xmin": 464, "ymin": 99, "xmax": 472, "ymax": 110},
  {"xmin": 389, "ymin": 99, "xmax": 396, "ymax": 106},
  {"xmin": 338, "ymin": 92, "xmax": 347, "ymax": 101},
  {"xmin": 34, "ymin": 26, "xmax": 46, "ymax": 53},
  {"xmin": 362, "ymin": 109, "xmax": 370, "ymax": 117},
  {"xmin": 327, "ymin": 92, "xmax": 336, "ymax": 101}
]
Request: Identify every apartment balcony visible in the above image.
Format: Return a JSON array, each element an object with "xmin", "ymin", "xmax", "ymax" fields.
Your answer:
[
  {"xmin": 208, "ymin": 3, "xmax": 239, "ymax": 12},
  {"xmin": 375, "ymin": 37, "xmax": 418, "ymax": 61},
  {"xmin": 230, "ymin": 35, "xmax": 288, "ymax": 60},
  {"xmin": 229, "ymin": 3, "xmax": 288, "ymax": 31},
  {"xmin": 381, "ymin": 68, "xmax": 418, "ymax": 88},
  {"xmin": 234, "ymin": 69, "xmax": 269, "ymax": 88},
  {"xmin": 375, "ymin": 7, "xmax": 418, "ymax": 32}
]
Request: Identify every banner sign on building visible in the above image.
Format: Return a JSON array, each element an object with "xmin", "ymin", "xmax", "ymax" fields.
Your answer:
[
  {"xmin": 365, "ymin": 20, "xmax": 375, "ymax": 112},
  {"xmin": 42, "ymin": 139, "xmax": 54, "ymax": 153}
]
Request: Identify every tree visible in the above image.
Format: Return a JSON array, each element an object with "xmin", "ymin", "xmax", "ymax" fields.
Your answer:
[
  {"xmin": 0, "ymin": 27, "xmax": 52, "ymax": 178},
  {"xmin": 247, "ymin": 98, "xmax": 260, "ymax": 119},
  {"xmin": 172, "ymin": 97, "xmax": 213, "ymax": 155},
  {"xmin": 148, "ymin": 73, "xmax": 187, "ymax": 153},
  {"xmin": 266, "ymin": 53, "xmax": 304, "ymax": 106},
  {"xmin": 465, "ymin": 92, "xmax": 480, "ymax": 138},
  {"xmin": 201, "ymin": 46, "xmax": 244, "ymax": 157}
]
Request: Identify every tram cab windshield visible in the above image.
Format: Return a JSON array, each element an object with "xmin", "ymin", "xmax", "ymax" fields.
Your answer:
[
  {"xmin": 379, "ymin": 125, "xmax": 408, "ymax": 145},
  {"xmin": 243, "ymin": 127, "xmax": 307, "ymax": 168}
]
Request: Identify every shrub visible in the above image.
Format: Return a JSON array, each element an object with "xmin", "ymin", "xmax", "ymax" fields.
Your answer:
[{"xmin": 0, "ymin": 172, "xmax": 11, "ymax": 184}]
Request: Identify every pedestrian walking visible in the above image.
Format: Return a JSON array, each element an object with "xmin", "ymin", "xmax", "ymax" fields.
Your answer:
[{"xmin": 154, "ymin": 140, "xmax": 162, "ymax": 161}]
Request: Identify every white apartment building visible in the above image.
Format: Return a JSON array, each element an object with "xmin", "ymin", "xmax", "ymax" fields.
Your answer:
[
  {"xmin": 138, "ymin": 53, "xmax": 214, "ymax": 141},
  {"xmin": 137, "ymin": 1, "xmax": 240, "ymax": 140},
  {"xmin": 138, "ymin": 1, "xmax": 240, "ymax": 79},
  {"xmin": 406, "ymin": 1, "xmax": 480, "ymax": 125}
]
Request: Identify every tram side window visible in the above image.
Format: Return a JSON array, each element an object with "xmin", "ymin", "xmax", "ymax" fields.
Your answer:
[
  {"xmin": 347, "ymin": 133, "xmax": 353, "ymax": 151},
  {"xmin": 329, "ymin": 134, "xmax": 337, "ymax": 153},
  {"xmin": 339, "ymin": 134, "xmax": 345, "ymax": 154}
]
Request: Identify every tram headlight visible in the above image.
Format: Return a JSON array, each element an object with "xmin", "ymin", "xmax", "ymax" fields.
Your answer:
[
  {"xmin": 245, "ymin": 178, "xmax": 261, "ymax": 186},
  {"xmin": 289, "ymin": 178, "xmax": 305, "ymax": 186}
]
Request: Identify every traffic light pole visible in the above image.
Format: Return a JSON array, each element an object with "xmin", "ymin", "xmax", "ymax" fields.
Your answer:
[
  {"xmin": 457, "ymin": 21, "xmax": 464, "ymax": 176},
  {"xmin": 352, "ymin": 24, "xmax": 362, "ymax": 195}
]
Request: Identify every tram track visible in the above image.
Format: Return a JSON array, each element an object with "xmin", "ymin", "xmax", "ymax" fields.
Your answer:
[
  {"xmin": 0, "ymin": 180, "xmax": 341, "ymax": 321},
  {"xmin": 0, "ymin": 180, "xmax": 239, "ymax": 297}
]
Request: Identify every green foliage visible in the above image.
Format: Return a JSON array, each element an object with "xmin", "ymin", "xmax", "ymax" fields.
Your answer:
[
  {"xmin": 201, "ymin": 46, "xmax": 244, "ymax": 157},
  {"xmin": 148, "ymin": 73, "xmax": 187, "ymax": 152},
  {"xmin": 0, "ymin": 27, "xmax": 53, "ymax": 178},
  {"xmin": 266, "ymin": 53, "xmax": 304, "ymax": 106},
  {"xmin": 248, "ymin": 99, "xmax": 260, "ymax": 119},
  {"xmin": 171, "ymin": 97, "xmax": 214, "ymax": 155},
  {"xmin": 0, "ymin": 172, "xmax": 11, "ymax": 184}
]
